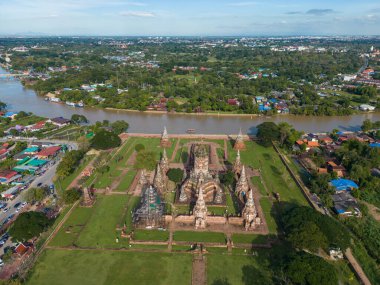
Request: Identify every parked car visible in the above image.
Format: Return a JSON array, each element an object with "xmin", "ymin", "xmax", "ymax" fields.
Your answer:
[
  {"xmin": 37, "ymin": 182, "xmax": 43, "ymax": 187},
  {"xmin": 2, "ymin": 208, "xmax": 8, "ymax": 213},
  {"xmin": 21, "ymin": 202, "xmax": 27, "ymax": 208},
  {"xmin": 13, "ymin": 202, "xmax": 21, "ymax": 209}
]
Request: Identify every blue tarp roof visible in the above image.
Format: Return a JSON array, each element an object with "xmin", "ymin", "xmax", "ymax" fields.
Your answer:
[
  {"xmin": 330, "ymin": 179, "xmax": 359, "ymax": 191},
  {"xmin": 369, "ymin": 142, "xmax": 380, "ymax": 148}
]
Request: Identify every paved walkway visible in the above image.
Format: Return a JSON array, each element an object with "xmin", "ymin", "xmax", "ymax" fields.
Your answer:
[
  {"xmin": 345, "ymin": 248, "xmax": 372, "ymax": 285},
  {"xmin": 192, "ymin": 255, "xmax": 206, "ymax": 285}
]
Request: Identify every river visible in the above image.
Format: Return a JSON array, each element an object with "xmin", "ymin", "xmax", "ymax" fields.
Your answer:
[{"xmin": 0, "ymin": 68, "xmax": 379, "ymax": 134}]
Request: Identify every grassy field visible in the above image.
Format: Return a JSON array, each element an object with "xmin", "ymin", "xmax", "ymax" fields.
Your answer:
[
  {"xmin": 27, "ymin": 249, "xmax": 192, "ymax": 285},
  {"xmin": 50, "ymin": 195, "xmax": 129, "ymax": 249},
  {"xmin": 231, "ymin": 234, "xmax": 272, "ymax": 244},
  {"xmin": 173, "ymin": 231, "xmax": 226, "ymax": 243},
  {"xmin": 259, "ymin": 197, "xmax": 278, "ymax": 234},
  {"xmin": 133, "ymin": 229, "xmax": 169, "ymax": 241},
  {"xmin": 207, "ymin": 253, "xmax": 273, "ymax": 285},
  {"xmin": 115, "ymin": 170, "xmax": 137, "ymax": 191}
]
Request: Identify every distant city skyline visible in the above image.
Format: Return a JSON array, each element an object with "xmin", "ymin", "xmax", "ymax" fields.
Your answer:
[{"xmin": 1, "ymin": 0, "xmax": 380, "ymax": 36}]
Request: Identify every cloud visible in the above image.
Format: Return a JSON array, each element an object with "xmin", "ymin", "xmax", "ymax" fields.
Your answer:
[
  {"xmin": 306, "ymin": 9, "xmax": 335, "ymax": 16},
  {"xmin": 120, "ymin": 11, "xmax": 155, "ymax": 17},
  {"xmin": 286, "ymin": 11, "xmax": 302, "ymax": 15},
  {"xmin": 226, "ymin": 2, "xmax": 256, "ymax": 7}
]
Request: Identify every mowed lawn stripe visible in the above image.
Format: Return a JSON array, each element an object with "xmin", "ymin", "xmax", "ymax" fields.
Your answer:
[{"xmin": 27, "ymin": 249, "xmax": 192, "ymax": 285}]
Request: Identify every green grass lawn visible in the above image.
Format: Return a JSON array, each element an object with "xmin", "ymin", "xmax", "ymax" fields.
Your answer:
[
  {"xmin": 207, "ymin": 206, "xmax": 227, "ymax": 216},
  {"xmin": 27, "ymin": 249, "xmax": 192, "ymax": 285},
  {"xmin": 173, "ymin": 231, "xmax": 226, "ymax": 243},
  {"xmin": 259, "ymin": 197, "xmax": 278, "ymax": 234},
  {"xmin": 133, "ymin": 229, "xmax": 169, "ymax": 241},
  {"xmin": 228, "ymin": 141, "xmax": 307, "ymax": 206},
  {"xmin": 115, "ymin": 170, "xmax": 137, "ymax": 191},
  {"xmin": 49, "ymin": 206, "xmax": 93, "ymax": 247},
  {"xmin": 50, "ymin": 194, "xmax": 130, "ymax": 248},
  {"xmin": 251, "ymin": 176, "xmax": 267, "ymax": 196},
  {"xmin": 231, "ymin": 234, "xmax": 272, "ymax": 244},
  {"xmin": 207, "ymin": 253, "xmax": 273, "ymax": 285},
  {"xmin": 75, "ymin": 195, "xmax": 129, "ymax": 248}
]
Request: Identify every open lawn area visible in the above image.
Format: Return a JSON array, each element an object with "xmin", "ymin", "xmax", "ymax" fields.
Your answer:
[
  {"xmin": 115, "ymin": 170, "xmax": 137, "ymax": 191},
  {"xmin": 49, "ymin": 195, "xmax": 129, "ymax": 249},
  {"xmin": 231, "ymin": 234, "xmax": 273, "ymax": 245},
  {"xmin": 173, "ymin": 231, "xmax": 226, "ymax": 243},
  {"xmin": 259, "ymin": 197, "xmax": 277, "ymax": 234},
  {"xmin": 133, "ymin": 229, "xmax": 169, "ymax": 241},
  {"xmin": 207, "ymin": 253, "xmax": 273, "ymax": 285},
  {"xmin": 228, "ymin": 141, "xmax": 308, "ymax": 206},
  {"xmin": 27, "ymin": 249, "xmax": 192, "ymax": 285}
]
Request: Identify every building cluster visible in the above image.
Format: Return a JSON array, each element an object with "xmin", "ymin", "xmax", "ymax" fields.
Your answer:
[
  {"xmin": 0, "ymin": 142, "xmax": 64, "ymax": 199},
  {"xmin": 293, "ymin": 130, "xmax": 380, "ymax": 217}
]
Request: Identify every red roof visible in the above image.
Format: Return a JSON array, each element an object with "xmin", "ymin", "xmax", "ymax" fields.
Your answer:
[
  {"xmin": 0, "ymin": 149, "xmax": 8, "ymax": 156},
  {"xmin": 15, "ymin": 243, "xmax": 29, "ymax": 256},
  {"xmin": 0, "ymin": 170, "xmax": 18, "ymax": 180},
  {"xmin": 37, "ymin": 146, "xmax": 61, "ymax": 157}
]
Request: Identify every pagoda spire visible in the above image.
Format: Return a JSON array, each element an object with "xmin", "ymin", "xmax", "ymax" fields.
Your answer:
[
  {"xmin": 139, "ymin": 169, "xmax": 148, "ymax": 185},
  {"xmin": 233, "ymin": 150, "xmax": 242, "ymax": 173},
  {"xmin": 160, "ymin": 148, "xmax": 169, "ymax": 174},
  {"xmin": 153, "ymin": 163, "xmax": 165, "ymax": 193},
  {"xmin": 194, "ymin": 186, "xmax": 207, "ymax": 229},
  {"xmin": 235, "ymin": 165, "xmax": 249, "ymax": 200},
  {"xmin": 234, "ymin": 128, "xmax": 246, "ymax": 150},
  {"xmin": 242, "ymin": 188, "xmax": 259, "ymax": 230},
  {"xmin": 160, "ymin": 126, "xmax": 171, "ymax": 147}
]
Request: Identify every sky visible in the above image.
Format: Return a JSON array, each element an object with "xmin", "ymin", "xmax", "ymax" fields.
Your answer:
[{"xmin": 0, "ymin": 0, "xmax": 380, "ymax": 36}]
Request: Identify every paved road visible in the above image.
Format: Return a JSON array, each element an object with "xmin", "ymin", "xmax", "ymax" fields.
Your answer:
[{"xmin": 0, "ymin": 140, "xmax": 78, "ymax": 256}]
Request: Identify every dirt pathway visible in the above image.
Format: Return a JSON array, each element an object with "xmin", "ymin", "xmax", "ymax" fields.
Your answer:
[
  {"xmin": 345, "ymin": 248, "xmax": 372, "ymax": 285},
  {"xmin": 171, "ymin": 138, "xmax": 181, "ymax": 162},
  {"xmin": 67, "ymin": 155, "xmax": 98, "ymax": 189},
  {"xmin": 192, "ymin": 255, "xmax": 206, "ymax": 285},
  {"xmin": 362, "ymin": 201, "xmax": 380, "ymax": 221}
]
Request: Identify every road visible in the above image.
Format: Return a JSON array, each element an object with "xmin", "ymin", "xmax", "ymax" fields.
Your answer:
[{"xmin": 0, "ymin": 140, "xmax": 78, "ymax": 256}]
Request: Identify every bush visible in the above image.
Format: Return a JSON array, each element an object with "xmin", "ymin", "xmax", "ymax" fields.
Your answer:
[
  {"xmin": 135, "ymin": 144, "xmax": 145, "ymax": 152},
  {"xmin": 91, "ymin": 129, "xmax": 121, "ymax": 150},
  {"xmin": 9, "ymin": 211, "xmax": 51, "ymax": 241},
  {"xmin": 167, "ymin": 168, "xmax": 184, "ymax": 184},
  {"xmin": 63, "ymin": 188, "xmax": 82, "ymax": 204}
]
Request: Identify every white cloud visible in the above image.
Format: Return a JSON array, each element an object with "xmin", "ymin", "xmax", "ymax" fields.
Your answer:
[{"xmin": 120, "ymin": 11, "xmax": 155, "ymax": 17}]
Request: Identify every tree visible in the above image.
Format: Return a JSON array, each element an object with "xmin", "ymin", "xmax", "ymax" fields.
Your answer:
[
  {"xmin": 256, "ymin": 122, "xmax": 280, "ymax": 146},
  {"xmin": 285, "ymin": 252, "xmax": 338, "ymax": 285},
  {"xmin": 63, "ymin": 188, "xmax": 82, "ymax": 204},
  {"xmin": 8, "ymin": 211, "xmax": 51, "ymax": 241},
  {"xmin": 0, "ymin": 101, "xmax": 7, "ymax": 111},
  {"xmin": 91, "ymin": 129, "xmax": 121, "ymax": 150},
  {"xmin": 56, "ymin": 150, "xmax": 84, "ymax": 179},
  {"xmin": 25, "ymin": 187, "xmax": 49, "ymax": 203},
  {"xmin": 220, "ymin": 170, "xmax": 235, "ymax": 186},
  {"xmin": 111, "ymin": 120, "xmax": 129, "ymax": 135},
  {"xmin": 135, "ymin": 150, "xmax": 156, "ymax": 171},
  {"xmin": 361, "ymin": 119, "xmax": 372, "ymax": 132},
  {"xmin": 71, "ymin": 114, "xmax": 88, "ymax": 124},
  {"xmin": 167, "ymin": 168, "xmax": 184, "ymax": 184},
  {"xmin": 135, "ymin": 144, "xmax": 145, "ymax": 152},
  {"xmin": 287, "ymin": 221, "xmax": 328, "ymax": 252}
]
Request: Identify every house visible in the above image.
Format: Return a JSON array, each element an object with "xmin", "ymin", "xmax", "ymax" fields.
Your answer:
[
  {"xmin": 29, "ymin": 121, "xmax": 46, "ymax": 131},
  {"xmin": 227, "ymin": 99, "xmax": 239, "ymax": 106},
  {"xmin": 36, "ymin": 146, "xmax": 61, "ymax": 159},
  {"xmin": 330, "ymin": 179, "xmax": 359, "ymax": 193},
  {"xmin": 319, "ymin": 136, "xmax": 333, "ymax": 145},
  {"xmin": 49, "ymin": 117, "xmax": 71, "ymax": 127},
  {"xmin": 14, "ymin": 243, "xmax": 33, "ymax": 257},
  {"xmin": 326, "ymin": 161, "xmax": 347, "ymax": 177},
  {"xmin": 0, "ymin": 170, "xmax": 21, "ymax": 184},
  {"xmin": 359, "ymin": 104, "xmax": 375, "ymax": 111},
  {"xmin": 3, "ymin": 112, "xmax": 18, "ymax": 120},
  {"xmin": 332, "ymin": 192, "xmax": 361, "ymax": 216},
  {"xmin": 1, "ymin": 185, "xmax": 20, "ymax": 199},
  {"xmin": 22, "ymin": 147, "xmax": 40, "ymax": 155}
]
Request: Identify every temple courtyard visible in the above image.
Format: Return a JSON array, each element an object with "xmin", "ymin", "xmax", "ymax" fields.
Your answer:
[{"xmin": 26, "ymin": 131, "xmax": 357, "ymax": 285}]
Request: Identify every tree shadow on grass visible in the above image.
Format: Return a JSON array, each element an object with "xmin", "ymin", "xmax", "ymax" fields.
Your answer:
[
  {"xmin": 270, "ymin": 165, "xmax": 283, "ymax": 176},
  {"xmin": 263, "ymin": 153, "xmax": 271, "ymax": 160},
  {"xmin": 212, "ymin": 278, "xmax": 231, "ymax": 285},
  {"xmin": 242, "ymin": 265, "xmax": 273, "ymax": 285}
]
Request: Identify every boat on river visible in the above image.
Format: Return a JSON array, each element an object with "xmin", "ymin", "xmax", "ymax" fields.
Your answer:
[{"xmin": 186, "ymin": 129, "xmax": 196, "ymax": 134}]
